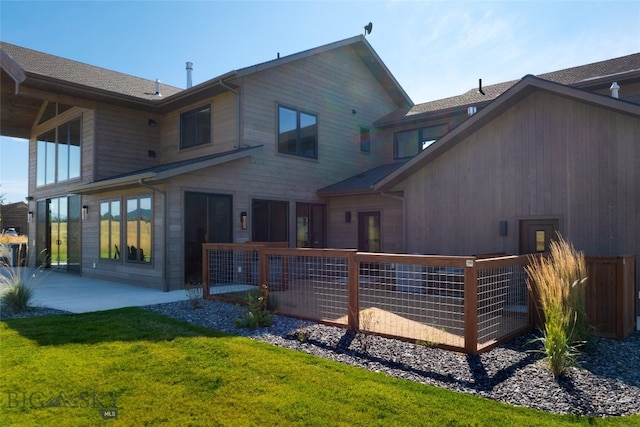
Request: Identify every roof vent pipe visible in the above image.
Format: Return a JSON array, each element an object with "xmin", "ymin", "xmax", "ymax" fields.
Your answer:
[
  {"xmin": 155, "ymin": 79, "xmax": 162, "ymax": 97},
  {"xmin": 609, "ymin": 82, "xmax": 620, "ymax": 99},
  {"xmin": 186, "ymin": 62, "xmax": 193, "ymax": 89},
  {"xmin": 467, "ymin": 106, "xmax": 477, "ymax": 116}
]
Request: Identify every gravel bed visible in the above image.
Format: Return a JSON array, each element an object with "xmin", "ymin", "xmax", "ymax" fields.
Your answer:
[
  {"xmin": 3, "ymin": 300, "xmax": 639, "ymax": 418},
  {"xmin": 142, "ymin": 299, "xmax": 640, "ymax": 418}
]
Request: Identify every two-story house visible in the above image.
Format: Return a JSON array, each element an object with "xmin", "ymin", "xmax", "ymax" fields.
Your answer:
[
  {"xmin": 1, "ymin": 36, "xmax": 411, "ymax": 291},
  {"xmin": 2, "ymin": 37, "xmax": 639, "ymax": 322}
]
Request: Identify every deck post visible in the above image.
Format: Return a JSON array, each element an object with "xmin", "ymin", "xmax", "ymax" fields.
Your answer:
[
  {"xmin": 464, "ymin": 258, "xmax": 478, "ymax": 355},
  {"xmin": 201, "ymin": 244, "xmax": 210, "ymax": 300},
  {"xmin": 347, "ymin": 251, "xmax": 359, "ymax": 331}
]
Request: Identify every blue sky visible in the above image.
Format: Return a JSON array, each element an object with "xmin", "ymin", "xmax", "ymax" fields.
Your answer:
[{"xmin": 1, "ymin": 0, "xmax": 639, "ymax": 203}]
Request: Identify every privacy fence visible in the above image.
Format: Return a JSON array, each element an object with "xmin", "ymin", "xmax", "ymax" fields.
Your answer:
[{"xmin": 202, "ymin": 244, "xmax": 636, "ymax": 354}]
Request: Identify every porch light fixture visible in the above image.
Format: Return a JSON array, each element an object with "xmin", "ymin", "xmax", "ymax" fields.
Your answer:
[
  {"xmin": 240, "ymin": 211, "xmax": 248, "ymax": 230},
  {"xmin": 499, "ymin": 220, "xmax": 508, "ymax": 236},
  {"xmin": 82, "ymin": 205, "xmax": 89, "ymax": 220},
  {"xmin": 148, "ymin": 119, "xmax": 157, "ymax": 126},
  {"xmin": 345, "ymin": 211, "xmax": 352, "ymax": 223},
  {"xmin": 28, "ymin": 211, "xmax": 33, "ymax": 223}
]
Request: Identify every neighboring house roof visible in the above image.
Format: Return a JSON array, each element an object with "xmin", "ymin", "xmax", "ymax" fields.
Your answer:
[
  {"xmin": 317, "ymin": 162, "xmax": 406, "ymax": 197},
  {"xmin": 69, "ymin": 145, "xmax": 263, "ymax": 194},
  {"xmin": 374, "ymin": 75, "xmax": 640, "ymax": 191},
  {"xmin": 376, "ymin": 52, "xmax": 640, "ymax": 126}
]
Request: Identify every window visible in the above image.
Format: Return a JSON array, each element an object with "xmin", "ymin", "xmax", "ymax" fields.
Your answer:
[
  {"xmin": 278, "ymin": 105, "xmax": 317, "ymax": 158},
  {"xmin": 296, "ymin": 203, "xmax": 326, "ymax": 248},
  {"xmin": 100, "ymin": 200, "xmax": 121, "ymax": 260},
  {"xmin": 252, "ymin": 199, "xmax": 289, "ymax": 242},
  {"xmin": 36, "ymin": 117, "xmax": 81, "ymax": 187},
  {"xmin": 393, "ymin": 123, "xmax": 448, "ymax": 159},
  {"xmin": 126, "ymin": 196, "xmax": 152, "ymax": 263},
  {"xmin": 180, "ymin": 105, "xmax": 211, "ymax": 149},
  {"xmin": 360, "ymin": 127, "xmax": 370, "ymax": 153}
]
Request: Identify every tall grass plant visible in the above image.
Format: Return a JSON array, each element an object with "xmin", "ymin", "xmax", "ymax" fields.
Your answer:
[{"xmin": 526, "ymin": 234, "xmax": 588, "ymax": 377}]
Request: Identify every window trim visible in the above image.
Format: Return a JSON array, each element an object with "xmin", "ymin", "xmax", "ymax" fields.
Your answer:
[
  {"xmin": 180, "ymin": 104, "xmax": 212, "ymax": 150},
  {"xmin": 277, "ymin": 104, "xmax": 318, "ymax": 159},
  {"xmin": 99, "ymin": 199, "xmax": 122, "ymax": 261},
  {"xmin": 125, "ymin": 195, "xmax": 153, "ymax": 264},
  {"xmin": 393, "ymin": 123, "xmax": 448, "ymax": 160}
]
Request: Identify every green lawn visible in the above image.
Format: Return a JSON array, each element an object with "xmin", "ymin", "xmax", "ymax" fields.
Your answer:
[{"xmin": 1, "ymin": 309, "xmax": 637, "ymax": 426}]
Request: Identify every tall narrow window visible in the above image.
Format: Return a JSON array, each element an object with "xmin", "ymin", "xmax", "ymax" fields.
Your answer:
[
  {"xmin": 36, "ymin": 117, "xmax": 82, "ymax": 187},
  {"xmin": 126, "ymin": 196, "xmax": 152, "ymax": 263},
  {"xmin": 296, "ymin": 203, "xmax": 326, "ymax": 248},
  {"xmin": 278, "ymin": 105, "xmax": 317, "ymax": 159},
  {"xmin": 100, "ymin": 200, "xmax": 121, "ymax": 260},
  {"xmin": 180, "ymin": 105, "xmax": 211, "ymax": 149},
  {"xmin": 360, "ymin": 127, "xmax": 370, "ymax": 153}
]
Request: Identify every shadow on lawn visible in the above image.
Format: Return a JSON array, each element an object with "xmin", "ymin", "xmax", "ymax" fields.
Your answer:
[{"xmin": 1, "ymin": 307, "xmax": 227, "ymax": 346}]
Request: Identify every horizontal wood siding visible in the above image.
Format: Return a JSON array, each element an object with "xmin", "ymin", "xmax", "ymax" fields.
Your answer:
[
  {"xmin": 94, "ymin": 104, "xmax": 161, "ymax": 180},
  {"xmin": 326, "ymin": 194, "xmax": 403, "ymax": 253},
  {"xmin": 160, "ymin": 91, "xmax": 237, "ymax": 162}
]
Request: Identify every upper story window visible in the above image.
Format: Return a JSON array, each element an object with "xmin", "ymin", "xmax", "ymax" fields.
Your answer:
[
  {"xmin": 278, "ymin": 105, "xmax": 317, "ymax": 159},
  {"xmin": 393, "ymin": 123, "xmax": 448, "ymax": 159},
  {"xmin": 36, "ymin": 117, "xmax": 81, "ymax": 187},
  {"xmin": 360, "ymin": 127, "xmax": 371, "ymax": 153},
  {"xmin": 180, "ymin": 105, "xmax": 211, "ymax": 149}
]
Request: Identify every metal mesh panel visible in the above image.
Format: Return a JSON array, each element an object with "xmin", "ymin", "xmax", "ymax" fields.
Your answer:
[
  {"xmin": 358, "ymin": 261, "xmax": 465, "ymax": 348},
  {"xmin": 268, "ymin": 254, "xmax": 349, "ymax": 324},
  {"xmin": 206, "ymin": 249, "xmax": 260, "ymax": 297},
  {"xmin": 477, "ymin": 263, "xmax": 529, "ymax": 347}
]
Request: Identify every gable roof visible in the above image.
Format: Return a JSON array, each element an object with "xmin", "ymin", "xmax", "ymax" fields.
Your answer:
[
  {"xmin": 69, "ymin": 145, "xmax": 262, "ymax": 194},
  {"xmin": 376, "ymin": 52, "xmax": 640, "ymax": 126},
  {"xmin": 374, "ymin": 74, "xmax": 640, "ymax": 191}
]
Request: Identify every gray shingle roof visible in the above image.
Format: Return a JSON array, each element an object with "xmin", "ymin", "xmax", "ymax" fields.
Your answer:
[
  {"xmin": 317, "ymin": 162, "xmax": 407, "ymax": 196},
  {"xmin": 1, "ymin": 42, "xmax": 183, "ymax": 100},
  {"xmin": 407, "ymin": 52, "xmax": 640, "ymax": 117}
]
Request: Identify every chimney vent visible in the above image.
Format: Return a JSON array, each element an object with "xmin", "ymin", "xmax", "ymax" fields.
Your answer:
[
  {"xmin": 609, "ymin": 82, "xmax": 620, "ymax": 99},
  {"xmin": 155, "ymin": 79, "xmax": 162, "ymax": 97},
  {"xmin": 467, "ymin": 106, "xmax": 477, "ymax": 116},
  {"xmin": 186, "ymin": 62, "xmax": 193, "ymax": 89}
]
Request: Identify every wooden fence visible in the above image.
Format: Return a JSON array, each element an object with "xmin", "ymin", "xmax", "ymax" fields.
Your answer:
[
  {"xmin": 584, "ymin": 255, "xmax": 636, "ymax": 340},
  {"xmin": 201, "ymin": 244, "xmax": 533, "ymax": 355}
]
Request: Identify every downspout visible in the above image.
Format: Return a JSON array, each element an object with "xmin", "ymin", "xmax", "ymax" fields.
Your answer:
[
  {"xmin": 380, "ymin": 192, "xmax": 406, "ymax": 253},
  {"xmin": 139, "ymin": 178, "xmax": 169, "ymax": 292},
  {"xmin": 218, "ymin": 79, "xmax": 241, "ymax": 147}
]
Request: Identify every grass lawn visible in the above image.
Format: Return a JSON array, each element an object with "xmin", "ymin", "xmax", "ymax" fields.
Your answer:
[{"xmin": 1, "ymin": 309, "xmax": 638, "ymax": 426}]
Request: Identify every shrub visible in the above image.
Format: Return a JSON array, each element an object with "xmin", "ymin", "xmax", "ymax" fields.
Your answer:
[
  {"xmin": 526, "ymin": 234, "xmax": 588, "ymax": 377},
  {"xmin": 0, "ymin": 249, "xmax": 37, "ymax": 314},
  {"xmin": 234, "ymin": 284, "xmax": 273, "ymax": 328},
  {"xmin": 184, "ymin": 279, "xmax": 203, "ymax": 309}
]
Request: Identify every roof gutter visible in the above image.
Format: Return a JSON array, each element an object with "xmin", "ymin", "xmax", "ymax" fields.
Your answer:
[{"xmin": 138, "ymin": 178, "xmax": 170, "ymax": 292}]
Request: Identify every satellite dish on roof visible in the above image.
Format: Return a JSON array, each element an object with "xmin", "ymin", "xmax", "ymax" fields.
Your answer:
[{"xmin": 364, "ymin": 22, "xmax": 372, "ymax": 36}]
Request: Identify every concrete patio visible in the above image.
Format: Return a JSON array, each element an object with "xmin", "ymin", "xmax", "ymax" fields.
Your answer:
[{"xmin": 1, "ymin": 268, "xmax": 188, "ymax": 314}]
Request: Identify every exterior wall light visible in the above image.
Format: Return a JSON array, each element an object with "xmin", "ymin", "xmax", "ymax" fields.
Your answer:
[
  {"xmin": 28, "ymin": 211, "xmax": 33, "ymax": 223},
  {"xmin": 82, "ymin": 205, "xmax": 89, "ymax": 220},
  {"xmin": 240, "ymin": 211, "xmax": 248, "ymax": 230}
]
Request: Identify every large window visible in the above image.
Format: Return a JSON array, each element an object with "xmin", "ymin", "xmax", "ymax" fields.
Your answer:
[
  {"xmin": 296, "ymin": 203, "xmax": 326, "ymax": 248},
  {"xmin": 252, "ymin": 199, "xmax": 289, "ymax": 243},
  {"xmin": 278, "ymin": 105, "xmax": 317, "ymax": 159},
  {"xmin": 126, "ymin": 196, "xmax": 152, "ymax": 263},
  {"xmin": 36, "ymin": 117, "xmax": 81, "ymax": 187},
  {"xmin": 393, "ymin": 123, "xmax": 448, "ymax": 159},
  {"xmin": 100, "ymin": 200, "xmax": 121, "ymax": 260},
  {"xmin": 180, "ymin": 105, "xmax": 211, "ymax": 149}
]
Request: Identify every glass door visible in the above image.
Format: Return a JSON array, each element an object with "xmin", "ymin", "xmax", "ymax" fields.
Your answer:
[{"xmin": 36, "ymin": 196, "xmax": 81, "ymax": 272}]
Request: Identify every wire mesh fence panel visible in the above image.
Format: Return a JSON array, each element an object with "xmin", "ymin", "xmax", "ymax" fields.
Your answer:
[
  {"xmin": 268, "ymin": 253, "xmax": 349, "ymax": 325},
  {"xmin": 358, "ymin": 260, "xmax": 465, "ymax": 348},
  {"xmin": 476, "ymin": 262, "xmax": 529, "ymax": 348},
  {"xmin": 205, "ymin": 248, "xmax": 260, "ymax": 301}
]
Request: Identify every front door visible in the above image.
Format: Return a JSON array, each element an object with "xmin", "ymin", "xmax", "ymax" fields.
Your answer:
[
  {"xmin": 519, "ymin": 219, "xmax": 559, "ymax": 254},
  {"xmin": 358, "ymin": 211, "xmax": 381, "ymax": 252},
  {"xmin": 184, "ymin": 192, "xmax": 232, "ymax": 283}
]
